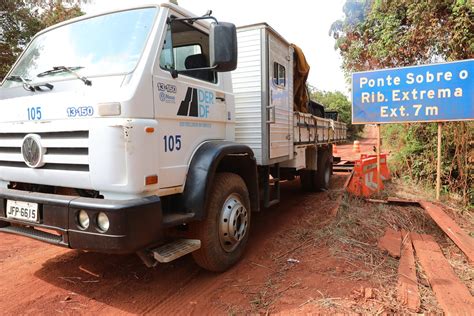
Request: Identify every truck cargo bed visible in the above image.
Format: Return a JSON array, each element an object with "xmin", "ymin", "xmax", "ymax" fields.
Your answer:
[{"xmin": 294, "ymin": 112, "xmax": 347, "ymax": 145}]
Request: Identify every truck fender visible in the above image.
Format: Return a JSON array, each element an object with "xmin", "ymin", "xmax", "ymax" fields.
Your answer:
[{"xmin": 183, "ymin": 141, "xmax": 259, "ymax": 220}]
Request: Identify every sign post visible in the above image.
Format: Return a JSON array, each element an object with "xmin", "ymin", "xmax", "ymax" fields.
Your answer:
[
  {"xmin": 436, "ymin": 123, "xmax": 442, "ymax": 200},
  {"xmin": 351, "ymin": 59, "xmax": 474, "ymax": 198},
  {"xmin": 376, "ymin": 124, "xmax": 381, "ymax": 193}
]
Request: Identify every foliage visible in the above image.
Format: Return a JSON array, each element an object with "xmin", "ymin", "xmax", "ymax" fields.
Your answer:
[
  {"xmin": 383, "ymin": 122, "xmax": 473, "ymax": 206},
  {"xmin": 311, "ymin": 90, "xmax": 363, "ymax": 138},
  {"xmin": 331, "ymin": 0, "xmax": 474, "ymax": 72},
  {"xmin": 0, "ymin": 0, "xmax": 85, "ymax": 80},
  {"xmin": 331, "ymin": 0, "xmax": 473, "ymax": 205}
]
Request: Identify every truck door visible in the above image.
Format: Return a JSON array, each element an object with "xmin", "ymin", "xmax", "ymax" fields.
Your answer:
[
  {"xmin": 268, "ymin": 35, "xmax": 292, "ymax": 160},
  {"xmin": 152, "ymin": 14, "xmax": 228, "ymax": 190}
]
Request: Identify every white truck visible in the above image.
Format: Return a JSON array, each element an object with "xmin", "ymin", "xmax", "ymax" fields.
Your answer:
[{"xmin": 0, "ymin": 3, "xmax": 346, "ymax": 271}]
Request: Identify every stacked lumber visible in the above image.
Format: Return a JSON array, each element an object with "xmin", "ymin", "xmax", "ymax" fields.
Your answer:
[{"xmin": 377, "ymin": 201, "xmax": 474, "ymax": 314}]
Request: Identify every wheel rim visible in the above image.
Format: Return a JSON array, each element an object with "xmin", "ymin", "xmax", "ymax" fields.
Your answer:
[{"xmin": 219, "ymin": 194, "xmax": 249, "ymax": 253}]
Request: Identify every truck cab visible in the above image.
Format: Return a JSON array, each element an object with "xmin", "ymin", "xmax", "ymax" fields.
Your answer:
[{"xmin": 0, "ymin": 3, "xmax": 252, "ymax": 269}]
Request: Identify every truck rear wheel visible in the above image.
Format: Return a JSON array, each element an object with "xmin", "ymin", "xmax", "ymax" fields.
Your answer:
[
  {"xmin": 190, "ymin": 172, "xmax": 251, "ymax": 272},
  {"xmin": 300, "ymin": 169, "xmax": 317, "ymax": 192},
  {"xmin": 300, "ymin": 147, "xmax": 332, "ymax": 191},
  {"xmin": 315, "ymin": 148, "xmax": 331, "ymax": 190}
]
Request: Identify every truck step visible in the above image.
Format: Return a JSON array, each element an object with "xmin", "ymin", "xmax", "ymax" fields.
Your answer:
[{"xmin": 152, "ymin": 239, "xmax": 201, "ymax": 263}]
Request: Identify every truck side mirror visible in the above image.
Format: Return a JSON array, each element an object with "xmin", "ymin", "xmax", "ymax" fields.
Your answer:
[{"xmin": 210, "ymin": 22, "xmax": 238, "ymax": 72}]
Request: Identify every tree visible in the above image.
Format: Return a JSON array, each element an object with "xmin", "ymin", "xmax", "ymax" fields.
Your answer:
[
  {"xmin": 0, "ymin": 0, "xmax": 85, "ymax": 80},
  {"xmin": 331, "ymin": 0, "xmax": 473, "ymax": 73},
  {"xmin": 311, "ymin": 90, "xmax": 363, "ymax": 139},
  {"xmin": 331, "ymin": 0, "xmax": 473, "ymax": 205}
]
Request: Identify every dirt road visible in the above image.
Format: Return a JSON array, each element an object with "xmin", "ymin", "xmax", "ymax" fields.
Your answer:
[
  {"xmin": 0, "ymin": 130, "xmax": 386, "ymax": 315},
  {"xmin": 1, "ymin": 177, "xmax": 354, "ymax": 315}
]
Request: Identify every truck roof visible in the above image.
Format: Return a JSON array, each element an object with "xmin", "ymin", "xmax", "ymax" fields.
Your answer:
[
  {"xmin": 34, "ymin": 2, "xmax": 211, "ymax": 38},
  {"xmin": 237, "ymin": 23, "xmax": 291, "ymax": 47}
]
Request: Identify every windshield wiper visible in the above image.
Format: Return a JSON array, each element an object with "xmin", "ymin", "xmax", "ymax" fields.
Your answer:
[
  {"xmin": 5, "ymin": 75, "xmax": 54, "ymax": 92},
  {"xmin": 37, "ymin": 66, "xmax": 92, "ymax": 86}
]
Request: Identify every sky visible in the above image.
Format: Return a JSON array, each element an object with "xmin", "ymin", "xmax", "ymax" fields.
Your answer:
[{"xmin": 84, "ymin": 0, "xmax": 348, "ymax": 94}]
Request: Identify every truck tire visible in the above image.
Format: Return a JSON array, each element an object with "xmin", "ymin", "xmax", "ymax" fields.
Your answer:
[
  {"xmin": 299, "ymin": 169, "xmax": 317, "ymax": 192},
  {"xmin": 315, "ymin": 148, "xmax": 331, "ymax": 190},
  {"xmin": 190, "ymin": 172, "xmax": 251, "ymax": 272}
]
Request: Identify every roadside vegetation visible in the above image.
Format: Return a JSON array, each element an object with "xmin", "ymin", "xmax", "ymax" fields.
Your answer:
[
  {"xmin": 311, "ymin": 89, "xmax": 364, "ymax": 139},
  {"xmin": 315, "ymin": 180, "xmax": 473, "ymax": 313},
  {"xmin": 331, "ymin": 0, "xmax": 474, "ymax": 207}
]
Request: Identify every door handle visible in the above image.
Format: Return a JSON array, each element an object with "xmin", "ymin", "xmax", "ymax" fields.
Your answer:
[
  {"xmin": 266, "ymin": 105, "xmax": 276, "ymax": 124},
  {"xmin": 216, "ymin": 92, "xmax": 225, "ymax": 102}
]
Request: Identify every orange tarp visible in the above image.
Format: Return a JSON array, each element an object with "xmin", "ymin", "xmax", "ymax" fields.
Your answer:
[{"xmin": 291, "ymin": 44, "xmax": 310, "ymax": 113}]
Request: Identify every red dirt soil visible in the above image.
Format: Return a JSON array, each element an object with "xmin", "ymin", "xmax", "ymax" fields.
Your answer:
[
  {"xmin": 1, "ymin": 175, "xmax": 367, "ymax": 314},
  {"xmin": 0, "ymin": 127, "xmax": 386, "ymax": 314},
  {"xmin": 334, "ymin": 124, "xmax": 378, "ymax": 161}
]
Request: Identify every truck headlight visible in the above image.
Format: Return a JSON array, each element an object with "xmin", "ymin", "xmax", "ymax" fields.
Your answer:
[
  {"xmin": 97, "ymin": 212, "xmax": 110, "ymax": 232},
  {"xmin": 78, "ymin": 210, "xmax": 90, "ymax": 229}
]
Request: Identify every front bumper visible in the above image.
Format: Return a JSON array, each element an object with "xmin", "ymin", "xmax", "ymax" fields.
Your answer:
[{"xmin": 0, "ymin": 188, "xmax": 162, "ymax": 254}]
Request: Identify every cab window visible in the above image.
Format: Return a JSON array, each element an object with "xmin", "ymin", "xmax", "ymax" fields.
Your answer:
[{"xmin": 159, "ymin": 19, "xmax": 216, "ymax": 83}]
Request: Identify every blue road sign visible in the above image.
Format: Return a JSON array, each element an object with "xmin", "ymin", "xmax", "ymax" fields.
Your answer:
[{"xmin": 352, "ymin": 59, "xmax": 474, "ymax": 124}]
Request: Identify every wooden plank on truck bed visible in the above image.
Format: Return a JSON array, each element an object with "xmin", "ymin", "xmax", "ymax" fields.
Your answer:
[
  {"xmin": 293, "ymin": 111, "xmax": 347, "ymax": 145},
  {"xmin": 411, "ymin": 233, "xmax": 474, "ymax": 315},
  {"xmin": 419, "ymin": 201, "xmax": 474, "ymax": 264}
]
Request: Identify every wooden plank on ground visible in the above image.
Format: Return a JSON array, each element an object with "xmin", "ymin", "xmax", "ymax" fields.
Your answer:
[
  {"xmin": 366, "ymin": 197, "xmax": 419, "ymax": 205},
  {"xmin": 397, "ymin": 231, "xmax": 420, "ymax": 312},
  {"xmin": 343, "ymin": 170, "xmax": 354, "ymax": 190},
  {"xmin": 377, "ymin": 228, "xmax": 401, "ymax": 258},
  {"xmin": 420, "ymin": 201, "xmax": 474, "ymax": 264},
  {"xmin": 387, "ymin": 197, "xmax": 419, "ymax": 206},
  {"xmin": 411, "ymin": 233, "xmax": 474, "ymax": 315}
]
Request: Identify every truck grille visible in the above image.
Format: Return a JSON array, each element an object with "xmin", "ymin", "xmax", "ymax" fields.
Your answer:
[{"xmin": 0, "ymin": 131, "xmax": 89, "ymax": 172}]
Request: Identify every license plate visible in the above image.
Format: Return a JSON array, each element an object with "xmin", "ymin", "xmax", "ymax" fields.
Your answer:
[{"xmin": 6, "ymin": 200, "xmax": 39, "ymax": 223}]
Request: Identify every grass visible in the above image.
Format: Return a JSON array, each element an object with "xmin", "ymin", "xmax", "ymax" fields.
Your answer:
[
  {"xmin": 310, "ymin": 180, "xmax": 459, "ymax": 313},
  {"xmin": 240, "ymin": 178, "xmax": 471, "ymax": 314},
  {"xmin": 442, "ymin": 242, "xmax": 474, "ymax": 296}
]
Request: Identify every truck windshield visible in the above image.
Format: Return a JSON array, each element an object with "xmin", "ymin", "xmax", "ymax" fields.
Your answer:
[{"xmin": 3, "ymin": 7, "xmax": 157, "ymax": 88}]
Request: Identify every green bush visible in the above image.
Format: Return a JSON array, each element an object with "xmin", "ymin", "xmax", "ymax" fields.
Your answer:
[
  {"xmin": 383, "ymin": 122, "xmax": 473, "ymax": 206},
  {"xmin": 311, "ymin": 90, "xmax": 364, "ymax": 139}
]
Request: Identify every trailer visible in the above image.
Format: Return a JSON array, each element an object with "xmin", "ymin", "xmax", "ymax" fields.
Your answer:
[{"xmin": 0, "ymin": 3, "xmax": 346, "ymax": 272}]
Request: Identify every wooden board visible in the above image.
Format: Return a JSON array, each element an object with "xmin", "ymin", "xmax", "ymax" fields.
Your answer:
[
  {"xmin": 411, "ymin": 233, "xmax": 474, "ymax": 315},
  {"xmin": 420, "ymin": 201, "xmax": 474, "ymax": 264},
  {"xmin": 397, "ymin": 231, "xmax": 420, "ymax": 312},
  {"xmin": 377, "ymin": 228, "xmax": 401, "ymax": 258},
  {"xmin": 365, "ymin": 197, "xmax": 419, "ymax": 205},
  {"xmin": 387, "ymin": 197, "xmax": 419, "ymax": 205}
]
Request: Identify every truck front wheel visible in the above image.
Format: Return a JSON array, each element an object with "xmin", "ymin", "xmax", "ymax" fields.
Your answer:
[{"xmin": 190, "ymin": 172, "xmax": 251, "ymax": 272}]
